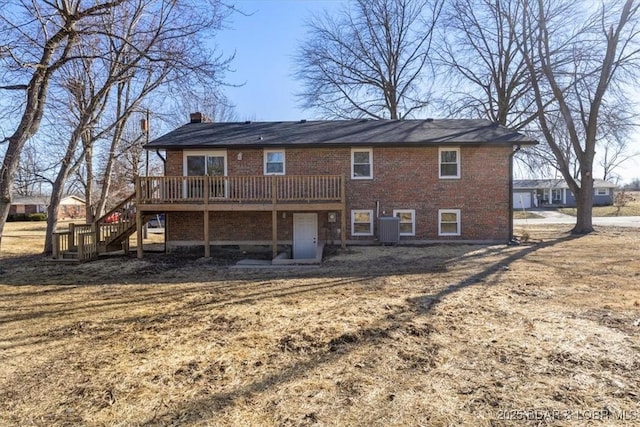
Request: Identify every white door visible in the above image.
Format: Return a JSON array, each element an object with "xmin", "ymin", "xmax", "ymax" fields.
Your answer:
[
  {"xmin": 513, "ymin": 192, "xmax": 531, "ymax": 209},
  {"xmin": 293, "ymin": 213, "xmax": 317, "ymax": 259}
]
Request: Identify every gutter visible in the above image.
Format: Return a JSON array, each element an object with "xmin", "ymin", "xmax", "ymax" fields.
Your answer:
[{"xmin": 508, "ymin": 144, "xmax": 522, "ymax": 245}]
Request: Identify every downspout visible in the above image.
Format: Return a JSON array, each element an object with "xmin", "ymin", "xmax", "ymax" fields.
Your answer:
[
  {"xmin": 155, "ymin": 149, "xmax": 166, "ymax": 165},
  {"xmin": 508, "ymin": 144, "xmax": 521, "ymax": 245}
]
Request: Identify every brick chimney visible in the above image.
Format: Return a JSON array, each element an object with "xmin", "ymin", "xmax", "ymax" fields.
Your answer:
[{"xmin": 190, "ymin": 112, "xmax": 211, "ymax": 123}]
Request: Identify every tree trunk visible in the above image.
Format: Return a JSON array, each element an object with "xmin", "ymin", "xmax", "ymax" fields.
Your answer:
[
  {"xmin": 572, "ymin": 172, "xmax": 594, "ymax": 234},
  {"xmin": 84, "ymin": 131, "xmax": 95, "ymax": 223},
  {"xmin": 44, "ymin": 136, "xmax": 82, "ymax": 254}
]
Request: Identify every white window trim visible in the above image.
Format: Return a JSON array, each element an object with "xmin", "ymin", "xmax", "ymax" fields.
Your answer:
[
  {"xmin": 393, "ymin": 209, "xmax": 416, "ymax": 236},
  {"xmin": 263, "ymin": 149, "xmax": 286, "ymax": 175},
  {"xmin": 438, "ymin": 147, "xmax": 460, "ymax": 179},
  {"xmin": 595, "ymin": 188, "xmax": 608, "ymax": 196},
  {"xmin": 351, "ymin": 209, "xmax": 374, "ymax": 236},
  {"xmin": 182, "ymin": 150, "xmax": 228, "ymax": 176},
  {"xmin": 351, "ymin": 148, "xmax": 373, "ymax": 179},
  {"xmin": 438, "ymin": 209, "xmax": 461, "ymax": 236}
]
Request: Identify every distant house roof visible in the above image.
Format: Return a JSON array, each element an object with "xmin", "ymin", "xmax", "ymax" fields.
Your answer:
[
  {"xmin": 11, "ymin": 196, "xmax": 49, "ymax": 206},
  {"xmin": 11, "ymin": 195, "xmax": 85, "ymax": 206},
  {"xmin": 514, "ymin": 179, "xmax": 616, "ymax": 190},
  {"xmin": 144, "ymin": 119, "xmax": 537, "ymax": 149}
]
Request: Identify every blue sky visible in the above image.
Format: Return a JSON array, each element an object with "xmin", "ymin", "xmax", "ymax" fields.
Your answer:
[
  {"xmin": 216, "ymin": 0, "xmax": 345, "ymax": 121},
  {"xmin": 215, "ymin": 1, "xmax": 639, "ymax": 182}
]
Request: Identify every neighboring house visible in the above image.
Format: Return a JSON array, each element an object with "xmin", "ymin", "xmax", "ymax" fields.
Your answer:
[
  {"xmin": 513, "ymin": 179, "xmax": 616, "ymax": 209},
  {"xmin": 10, "ymin": 195, "xmax": 86, "ymax": 220},
  {"xmin": 134, "ymin": 114, "xmax": 535, "ymax": 259}
]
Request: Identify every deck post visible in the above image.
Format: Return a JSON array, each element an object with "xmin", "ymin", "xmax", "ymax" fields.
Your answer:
[
  {"xmin": 69, "ymin": 223, "xmax": 76, "ymax": 250},
  {"xmin": 204, "ymin": 176, "xmax": 210, "ymax": 257},
  {"xmin": 272, "ymin": 176, "xmax": 278, "ymax": 258},
  {"xmin": 52, "ymin": 233, "xmax": 60, "ymax": 259},
  {"xmin": 341, "ymin": 175, "xmax": 347, "ymax": 249},
  {"xmin": 136, "ymin": 177, "xmax": 143, "ymax": 259},
  {"xmin": 272, "ymin": 209, "xmax": 278, "ymax": 259},
  {"xmin": 78, "ymin": 233, "xmax": 85, "ymax": 260}
]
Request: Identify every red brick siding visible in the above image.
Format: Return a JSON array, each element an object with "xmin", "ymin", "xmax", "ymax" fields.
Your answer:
[
  {"xmin": 167, "ymin": 210, "xmax": 335, "ymax": 242},
  {"xmin": 163, "ymin": 146, "xmax": 511, "ymax": 243}
]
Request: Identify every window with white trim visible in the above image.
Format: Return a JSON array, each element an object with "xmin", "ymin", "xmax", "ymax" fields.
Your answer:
[
  {"xmin": 351, "ymin": 148, "xmax": 373, "ymax": 179},
  {"xmin": 439, "ymin": 147, "xmax": 460, "ymax": 179},
  {"xmin": 393, "ymin": 209, "xmax": 415, "ymax": 236},
  {"xmin": 439, "ymin": 209, "xmax": 461, "ymax": 236},
  {"xmin": 351, "ymin": 210, "xmax": 374, "ymax": 236},
  {"xmin": 595, "ymin": 188, "xmax": 608, "ymax": 196},
  {"xmin": 264, "ymin": 149, "xmax": 285, "ymax": 175}
]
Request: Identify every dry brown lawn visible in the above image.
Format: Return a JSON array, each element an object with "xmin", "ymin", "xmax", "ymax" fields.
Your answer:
[{"xmin": 1, "ymin": 221, "xmax": 639, "ymax": 426}]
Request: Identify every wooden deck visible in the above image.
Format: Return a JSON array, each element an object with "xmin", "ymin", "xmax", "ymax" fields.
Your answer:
[
  {"xmin": 136, "ymin": 175, "xmax": 344, "ymax": 210},
  {"xmin": 135, "ymin": 175, "xmax": 347, "ymax": 258}
]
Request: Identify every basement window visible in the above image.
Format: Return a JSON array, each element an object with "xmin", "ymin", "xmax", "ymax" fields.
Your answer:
[
  {"xmin": 439, "ymin": 209, "xmax": 461, "ymax": 236},
  {"xmin": 351, "ymin": 210, "xmax": 373, "ymax": 236}
]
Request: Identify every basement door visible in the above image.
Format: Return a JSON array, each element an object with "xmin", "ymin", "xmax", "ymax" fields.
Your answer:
[{"xmin": 293, "ymin": 213, "xmax": 317, "ymax": 259}]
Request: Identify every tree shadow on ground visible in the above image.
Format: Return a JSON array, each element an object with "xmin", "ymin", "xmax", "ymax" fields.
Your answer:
[{"xmin": 134, "ymin": 234, "xmax": 581, "ymax": 426}]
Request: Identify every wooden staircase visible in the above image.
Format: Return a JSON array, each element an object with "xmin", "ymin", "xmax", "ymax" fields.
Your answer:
[{"xmin": 51, "ymin": 193, "xmax": 144, "ymax": 261}]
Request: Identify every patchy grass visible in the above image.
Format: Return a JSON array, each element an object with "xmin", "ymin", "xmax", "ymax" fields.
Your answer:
[
  {"xmin": 1, "ymin": 223, "xmax": 639, "ymax": 426},
  {"xmin": 0, "ymin": 220, "xmax": 163, "ymax": 257},
  {"xmin": 512, "ymin": 210, "xmax": 545, "ymax": 219}
]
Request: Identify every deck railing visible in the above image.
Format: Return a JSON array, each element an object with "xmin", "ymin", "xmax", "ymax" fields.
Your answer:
[{"xmin": 137, "ymin": 175, "xmax": 344, "ymax": 204}]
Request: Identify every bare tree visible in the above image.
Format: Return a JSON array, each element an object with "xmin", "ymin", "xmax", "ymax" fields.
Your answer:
[
  {"xmin": 438, "ymin": 0, "xmax": 539, "ymax": 129},
  {"xmin": 517, "ymin": 0, "xmax": 640, "ymax": 233},
  {"xmin": 0, "ymin": 0, "xmax": 126, "ymax": 251},
  {"xmin": 39, "ymin": 0, "xmax": 232, "ymax": 254},
  {"xmin": 294, "ymin": 0, "xmax": 443, "ymax": 119},
  {"xmin": 13, "ymin": 142, "xmax": 51, "ymax": 197}
]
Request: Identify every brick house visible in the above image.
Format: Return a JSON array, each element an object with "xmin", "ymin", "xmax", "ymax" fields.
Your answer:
[
  {"xmin": 139, "ymin": 114, "xmax": 536, "ymax": 259},
  {"xmin": 10, "ymin": 195, "xmax": 86, "ymax": 220}
]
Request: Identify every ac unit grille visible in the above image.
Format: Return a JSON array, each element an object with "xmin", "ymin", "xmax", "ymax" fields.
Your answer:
[{"xmin": 378, "ymin": 217, "xmax": 400, "ymax": 243}]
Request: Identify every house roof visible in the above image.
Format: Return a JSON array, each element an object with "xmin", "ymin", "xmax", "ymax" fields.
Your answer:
[
  {"xmin": 144, "ymin": 119, "xmax": 537, "ymax": 149},
  {"xmin": 11, "ymin": 195, "xmax": 86, "ymax": 205},
  {"xmin": 513, "ymin": 179, "xmax": 617, "ymax": 190}
]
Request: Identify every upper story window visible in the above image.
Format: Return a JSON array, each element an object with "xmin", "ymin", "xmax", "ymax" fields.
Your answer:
[
  {"xmin": 439, "ymin": 147, "xmax": 460, "ymax": 179},
  {"xmin": 264, "ymin": 149, "xmax": 285, "ymax": 175},
  {"xmin": 184, "ymin": 151, "xmax": 226, "ymax": 176},
  {"xmin": 351, "ymin": 148, "xmax": 373, "ymax": 179}
]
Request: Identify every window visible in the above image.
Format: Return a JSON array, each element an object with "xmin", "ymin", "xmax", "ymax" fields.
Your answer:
[
  {"xmin": 351, "ymin": 210, "xmax": 373, "ymax": 236},
  {"xmin": 264, "ymin": 149, "xmax": 285, "ymax": 175},
  {"xmin": 595, "ymin": 188, "xmax": 608, "ymax": 196},
  {"xmin": 351, "ymin": 148, "xmax": 372, "ymax": 179},
  {"xmin": 439, "ymin": 209, "xmax": 461, "ymax": 236},
  {"xmin": 552, "ymin": 189, "xmax": 562, "ymax": 203},
  {"xmin": 183, "ymin": 150, "xmax": 227, "ymax": 198},
  {"xmin": 393, "ymin": 209, "xmax": 415, "ymax": 236},
  {"xmin": 439, "ymin": 147, "xmax": 460, "ymax": 179},
  {"xmin": 184, "ymin": 151, "xmax": 226, "ymax": 176}
]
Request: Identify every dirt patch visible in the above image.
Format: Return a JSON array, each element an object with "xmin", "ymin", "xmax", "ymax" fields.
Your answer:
[{"xmin": 1, "ymin": 224, "xmax": 639, "ymax": 426}]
